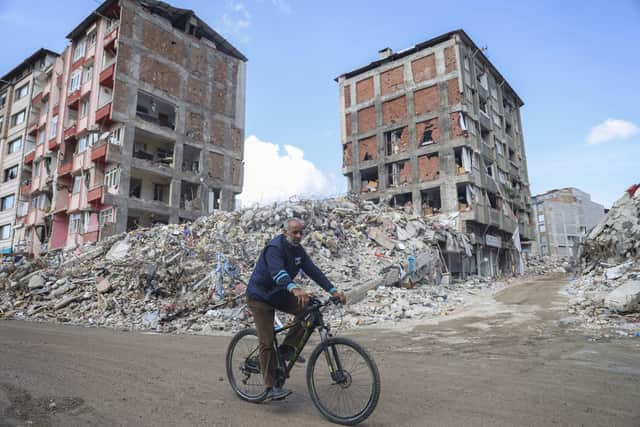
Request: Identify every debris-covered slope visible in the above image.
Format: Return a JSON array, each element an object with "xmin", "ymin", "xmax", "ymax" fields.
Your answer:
[
  {"xmin": 566, "ymin": 186, "xmax": 640, "ymax": 336},
  {"xmin": 0, "ymin": 197, "xmax": 478, "ymax": 333}
]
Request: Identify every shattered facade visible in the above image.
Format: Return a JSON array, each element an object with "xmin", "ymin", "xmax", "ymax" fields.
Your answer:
[
  {"xmin": 337, "ymin": 30, "xmax": 535, "ymax": 277},
  {"xmin": 532, "ymin": 187, "xmax": 605, "ymax": 258},
  {"xmin": 0, "ymin": 49, "xmax": 59, "ymax": 255},
  {"xmin": 13, "ymin": 0, "xmax": 246, "ymax": 257}
]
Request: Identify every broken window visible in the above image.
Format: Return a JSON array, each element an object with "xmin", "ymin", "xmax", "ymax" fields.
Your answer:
[
  {"xmin": 180, "ymin": 181, "xmax": 201, "ymax": 210},
  {"xmin": 390, "ymin": 192, "xmax": 413, "ymax": 211},
  {"xmin": 360, "ymin": 167, "xmax": 378, "ymax": 193},
  {"xmin": 153, "ymin": 183, "xmax": 169, "ymax": 203},
  {"xmin": 182, "ymin": 144, "xmax": 201, "ymax": 173},
  {"xmin": 385, "ymin": 128, "xmax": 405, "ymax": 155},
  {"xmin": 387, "ymin": 160, "xmax": 410, "ymax": 187},
  {"xmin": 457, "ymin": 184, "xmax": 478, "ymax": 211},
  {"xmin": 133, "ymin": 128, "xmax": 175, "ymax": 166},
  {"xmin": 207, "ymin": 188, "xmax": 221, "ymax": 213},
  {"xmin": 421, "ymin": 187, "xmax": 441, "ymax": 215},
  {"xmin": 454, "ymin": 147, "xmax": 472, "ymax": 175},
  {"xmin": 129, "ymin": 178, "xmax": 142, "ymax": 198},
  {"xmin": 136, "ymin": 91, "xmax": 176, "ymax": 130}
]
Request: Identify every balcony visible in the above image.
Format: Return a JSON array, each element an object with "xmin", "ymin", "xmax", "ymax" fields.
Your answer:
[
  {"xmin": 70, "ymin": 56, "xmax": 85, "ymax": 72},
  {"xmin": 478, "ymin": 84, "xmax": 489, "ymax": 100},
  {"xmin": 58, "ymin": 160, "xmax": 72, "ymax": 176},
  {"xmin": 53, "ymin": 189, "xmax": 69, "ymax": 213},
  {"xmin": 25, "ymin": 209, "xmax": 46, "ymax": 227},
  {"xmin": 67, "ymin": 90, "xmax": 81, "ymax": 109},
  {"xmin": 20, "ymin": 182, "xmax": 32, "ymax": 196},
  {"xmin": 99, "ymin": 63, "xmax": 115, "ymax": 88},
  {"xmin": 28, "ymin": 122, "xmax": 39, "ymax": 136},
  {"xmin": 41, "ymin": 82, "xmax": 51, "ymax": 100},
  {"xmin": 31, "ymin": 92, "xmax": 42, "ymax": 105},
  {"xmin": 24, "ymin": 150, "xmax": 35, "ymax": 165},
  {"xmin": 104, "ymin": 27, "xmax": 119, "ymax": 53},
  {"xmin": 479, "ymin": 111, "xmax": 492, "ymax": 130},
  {"xmin": 63, "ymin": 123, "xmax": 78, "ymax": 141},
  {"xmin": 489, "ymin": 207, "xmax": 500, "ymax": 226},
  {"xmin": 87, "ymin": 186, "xmax": 104, "ymax": 204},
  {"xmin": 95, "ymin": 102, "xmax": 112, "ymax": 124},
  {"xmin": 48, "ymin": 138, "xmax": 60, "ymax": 151},
  {"xmin": 91, "ymin": 142, "xmax": 107, "ymax": 162}
]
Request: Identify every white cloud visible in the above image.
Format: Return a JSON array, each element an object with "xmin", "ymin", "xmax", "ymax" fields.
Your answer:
[
  {"xmin": 219, "ymin": 1, "xmax": 251, "ymax": 43},
  {"xmin": 238, "ymin": 135, "xmax": 332, "ymax": 206},
  {"xmin": 587, "ymin": 119, "xmax": 639, "ymax": 145}
]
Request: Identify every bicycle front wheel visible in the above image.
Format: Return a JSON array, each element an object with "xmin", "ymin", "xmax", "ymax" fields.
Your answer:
[{"xmin": 306, "ymin": 337, "xmax": 380, "ymax": 425}]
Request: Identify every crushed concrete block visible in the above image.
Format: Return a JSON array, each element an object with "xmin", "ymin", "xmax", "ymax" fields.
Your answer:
[
  {"xmin": 604, "ymin": 280, "xmax": 640, "ymax": 313},
  {"xmin": 28, "ymin": 274, "xmax": 45, "ymax": 290}
]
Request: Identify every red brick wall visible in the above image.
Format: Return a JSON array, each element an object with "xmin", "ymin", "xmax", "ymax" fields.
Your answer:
[
  {"xmin": 344, "ymin": 85, "xmax": 351, "ymax": 108},
  {"xmin": 381, "ymin": 66, "xmax": 404, "ymax": 95},
  {"xmin": 412, "ymin": 54, "xmax": 436, "ymax": 83},
  {"xmin": 399, "ymin": 161, "xmax": 411, "ymax": 184},
  {"xmin": 186, "ymin": 111, "xmax": 204, "ymax": 141},
  {"xmin": 212, "ymin": 86, "xmax": 226, "ymax": 115},
  {"xmin": 141, "ymin": 20, "xmax": 184, "ymax": 65},
  {"xmin": 444, "ymin": 46, "xmax": 457, "ymax": 74},
  {"xmin": 187, "ymin": 77, "xmax": 207, "ymax": 105},
  {"xmin": 214, "ymin": 54, "xmax": 228, "ymax": 84},
  {"xmin": 343, "ymin": 142, "xmax": 352, "ymax": 167},
  {"xmin": 358, "ymin": 136, "xmax": 377, "ymax": 161},
  {"xmin": 382, "ymin": 96, "xmax": 406, "ymax": 125},
  {"xmin": 415, "ymin": 118, "xmax": 440, "ymax": 145},
  {"xmin": 231, "ymin": 127, "xmax": 242, "ymax": 153},
  {"xmin": 357, "ymin": 106, "xmax": 376, "ymax": 133},
  {"xmin": 356, "ymin": 77, "xmax": 374, "ymax": 104},
  {"xmin": 139, "ymin": 56, "xmax": 180, "ymax": 97},
  {"xmin": 414, "ymin": 85, "xmax": 438, "ymax": 115},
  {"xmin": 446, "ymin": 78, "xmax": 461, "ymax": 105},
  {"xmin": 345, "ymin": 113, "xmax": 352, "ymax": 137},
  {"xmin": 187, "ymin": 44, "xmax": 208, "ymax": 78},
  {"xmin": 208, "ymin": 152, "xmax": 224, "ymax": 178},
  {"xmin": 210, "ymin": 119, "xmax": 226, "ymax": 147},
  {"xmin": 450, "ymin": 112, "xmax": 466, "ymax": 138},
  {"xmin": 418, "ymin": 154, "xmax": 440, "ymax": 182}
]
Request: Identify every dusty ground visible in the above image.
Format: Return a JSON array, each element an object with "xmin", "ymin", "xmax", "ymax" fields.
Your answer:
[{"xmin": 1, "ymin": 275, "xmax": 639, "ymax": 426}]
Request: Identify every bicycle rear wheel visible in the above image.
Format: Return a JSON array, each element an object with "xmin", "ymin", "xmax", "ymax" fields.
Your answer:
[
  {"xmin": 306, "ymin": 337, "xmax": 380, "ymax": 425},
  {"xmin": 226, "ymin": 328, "xmax": 267, "ymax": 402}
]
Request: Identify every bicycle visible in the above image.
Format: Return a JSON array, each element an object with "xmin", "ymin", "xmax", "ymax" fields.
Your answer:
[{"xmin": 225, "ymin": 296, "xmax": 380, "ymax": 425}]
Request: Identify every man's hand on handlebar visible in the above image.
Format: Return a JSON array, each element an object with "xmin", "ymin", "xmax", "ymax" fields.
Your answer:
[
  {"xmin": 331, "ymin": 290, "xmax": 346, "ymax": 305},
  {"xmin": 292, "ymin": 287, "xmax": 310, "ymax": 308}
]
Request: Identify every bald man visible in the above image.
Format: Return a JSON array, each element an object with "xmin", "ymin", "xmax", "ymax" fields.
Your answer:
[{"xmin": 246, "ymin": 218, "xmax": 346, "ymax": 402}]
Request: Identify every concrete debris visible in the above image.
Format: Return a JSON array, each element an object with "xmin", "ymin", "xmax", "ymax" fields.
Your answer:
[
  {"xmin": 0, "ymin": 196, "xmax": 506, "ymax": 334},
  {"xmin": 565, "ymin": 186, "xmax": 640, "ymax": 336},
  {"xmin": 524, "ymin": 256, "xmax": 572, "ymax": 276}
]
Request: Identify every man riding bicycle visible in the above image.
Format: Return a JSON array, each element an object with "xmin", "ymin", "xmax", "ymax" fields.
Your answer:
[{"xmin": 246, "ymin": 217, "xmax": 346, "ymax": 402}]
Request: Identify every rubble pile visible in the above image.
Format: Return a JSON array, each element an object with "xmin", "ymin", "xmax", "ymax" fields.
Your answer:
[
  {"xmin": 343, "ymin": 275, "xmax": 502, "ymax": 327},
  {"xmin": 524, "ymin": 255, "xmax": 571, "ymax": 276},
  {"xmin": 566, "ymin": 186, "xmax": 640, "ymax": 336},
  {"xmin": 0, "ymin": 197, "xmax": 479, "ymax": 334}
]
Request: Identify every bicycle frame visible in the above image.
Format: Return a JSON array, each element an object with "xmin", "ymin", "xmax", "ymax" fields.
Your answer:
[{"xmin": 272, "ymin": 299, "xmax": 342, "ymax": 386}]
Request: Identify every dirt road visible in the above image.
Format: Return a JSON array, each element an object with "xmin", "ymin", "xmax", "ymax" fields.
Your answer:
[{"xmin": 1, "ymin": 275, "xmax": 639, "ymax": 426}]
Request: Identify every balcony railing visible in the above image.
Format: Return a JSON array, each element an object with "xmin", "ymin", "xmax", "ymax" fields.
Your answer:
[
  {"xmin": 24, "ymin": 150, "xmax": 35, "ymax": 165},
  {"xmin": 99, "ymin": 63, "xmax": 115, "ymax": 88},
  {"xmin": 95, "ymin": 102, "xmax": 112, "ymax": 124},
  {"xmin": 58, "ymin": 160, "xmax": 72, "ymax": 176},
  {"xmin": 87, "ymin": 185, "xmax": 104, "ymax": 203}
]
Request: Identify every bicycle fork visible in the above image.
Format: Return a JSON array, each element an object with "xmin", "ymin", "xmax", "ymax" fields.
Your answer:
[{"xmin": 318, "ymin": 328, "xmax": 347, "ymax": 384}]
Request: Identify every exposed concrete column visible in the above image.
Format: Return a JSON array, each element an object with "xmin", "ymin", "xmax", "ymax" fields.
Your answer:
[{"xmin": 170, "ymin": 177, "xmax": 181, "ymax": 210}]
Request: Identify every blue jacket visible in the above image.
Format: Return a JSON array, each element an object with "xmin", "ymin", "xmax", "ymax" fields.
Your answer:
[{"xmin": 247, "ymin": 234, "xmax": 336, "ymax": 308}]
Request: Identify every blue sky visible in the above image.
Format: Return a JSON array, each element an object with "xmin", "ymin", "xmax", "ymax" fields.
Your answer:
[{"xmin": 1, "ymin": 0, "xmax": 639, "ymax": 207}]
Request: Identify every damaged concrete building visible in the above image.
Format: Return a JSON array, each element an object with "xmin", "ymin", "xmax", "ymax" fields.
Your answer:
[
  {"xmin": 337, "ymin": 30, "xmax": 535, "ymax": 276},
  {"xmin": 13, "ymin": 0, "xmax": 246, "ymax": 256},
  {"xmin": 0, "ymin": 49, "xmax": 59, "ymax": 255},
  {"xmin": 532, "ymin": 187, "xmax": 605, "ymax": 258}
]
